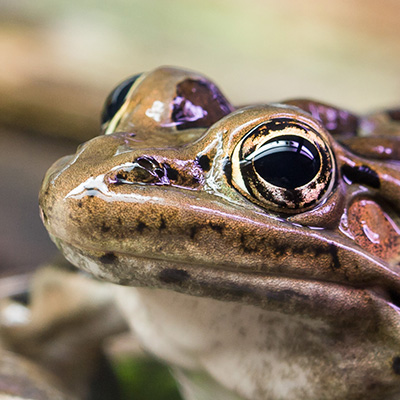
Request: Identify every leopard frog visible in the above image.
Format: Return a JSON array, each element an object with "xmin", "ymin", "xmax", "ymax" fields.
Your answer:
[{"xmin": 39, "ymin": 67, "xmax": 400, "ymax": 400}]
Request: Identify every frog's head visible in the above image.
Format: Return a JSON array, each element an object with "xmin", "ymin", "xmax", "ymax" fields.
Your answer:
[{"xmin": 40, "ymin": 67, "xmax": 400, "ymax": 324}]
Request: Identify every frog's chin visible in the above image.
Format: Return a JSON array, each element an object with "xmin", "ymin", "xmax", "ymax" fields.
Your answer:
[{"xmin": 52, "ymin": 235, "xmax": 400, "ymax": 326}]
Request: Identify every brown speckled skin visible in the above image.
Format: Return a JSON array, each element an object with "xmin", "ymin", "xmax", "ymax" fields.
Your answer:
[{"xmin": 40, "ymin": 67, "xmax": 400, "ymax": 399}]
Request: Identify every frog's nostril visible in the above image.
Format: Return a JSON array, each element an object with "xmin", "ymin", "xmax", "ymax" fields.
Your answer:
[
  {"xmin": 109, "ymin": 166, "xmax": 156, "ymax": 185},
  {"xmin": 135, "ymin": 156, "xmax": 156, "ymax": 170}
]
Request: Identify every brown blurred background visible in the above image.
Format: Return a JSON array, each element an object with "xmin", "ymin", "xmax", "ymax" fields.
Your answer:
[{"xmin": 1, "ymin": 0, "xmax": 400, "ymax": 278}]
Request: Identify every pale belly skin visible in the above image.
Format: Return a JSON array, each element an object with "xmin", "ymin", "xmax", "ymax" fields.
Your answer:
[
  {"xmin": 114, "ymin": 286, "xmax": 398, "ymax": 400},
  {"xmin": 39, "ymin": 67, "xmax": 400, "ymax": 399}
]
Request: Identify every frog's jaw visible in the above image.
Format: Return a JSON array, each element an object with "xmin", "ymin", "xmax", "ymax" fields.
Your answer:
[
  {"xmin": 48, "ymin": 234, "xmax": 400, "ymax": 399},
  {"xmin": 48, "ymin": 234, "xmax": 396, "ymax": 327}
]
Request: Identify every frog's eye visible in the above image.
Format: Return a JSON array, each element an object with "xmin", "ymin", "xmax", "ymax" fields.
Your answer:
[
  {"xmin": 101, "ymin": 74, "xmax": 142, "ymax": 130},
  {"xmin": 230, "ymin": 118, "xmax": 335, "ymax": 212}
]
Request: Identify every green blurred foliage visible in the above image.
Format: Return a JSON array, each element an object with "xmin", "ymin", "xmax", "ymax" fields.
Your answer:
[{"xmin": 114, "ymin": 357, "xmax": 182, "ymax": 400}]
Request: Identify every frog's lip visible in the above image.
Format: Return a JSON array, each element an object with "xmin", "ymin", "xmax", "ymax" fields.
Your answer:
[{"xmin": 52, "ymin": 234, "xmax": 400, "ymax": 324}]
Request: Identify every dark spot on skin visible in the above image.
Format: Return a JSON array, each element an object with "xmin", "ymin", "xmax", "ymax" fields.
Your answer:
[
  {"xmin": 215, "ymin": 281, "xmax": 254, "ymax": 300},
  {"xmin": 240, "ymin": 233, "xmax": 258, "ymax": 254},
  {"xmin": 328, "ymin": 244, "xmax": 341, "ymax": 270},
  {"xmin": 117, "ymin": 217, "xmax": 122, "ymax": 225},
  {"xmin": 159, "ymin": 268, "xmax": 190, "ymax": 285},
  {"xmin": 267, "ymin": 289, "xmax": 310, "ymax": 303},
  {"xmin": 209, "ymin": 221, "xmax": 224, "ymax": 235},
  {"xmin": 190, "ymin": 226, "xmax": 198, "ymax": 240},
  {"xmin": 116, "ymin": 172, "xmax": 127, "ymax": 181},
  {"xmin": 308, "ymin": 181, "xmax": 316, "ymax": 190},
  {"xmin": 165, "ymin": 165, "xmax": 179, "ymax": 181},
  {"xmin": 197, "ymin": 154, "xmax": 211, "ymax": 171},
  {"xmin": 392, "ymin": 357, "xmax": 400, "ymax": 375},
  {"xmin": 312, "ymin": 244, "xmax": 341, "ymax": 271},
  {"xmin": 101, "ymin": 224, "xmax": 111, "ymax": 233},
  {"xmin": 99, "ymin": 252, "xmax": 117, "ymax": 264},
  {"xmin": 136, "ymin": 221, "xmax": 147, "ymax": 233},
  {"xmin": 223, "ymin": 158, "xmax": 233, "ymax": 186},
  {"xmin": 295, "ymin": 246, "xmax": 306, "ymax": 256},
  {"xmin": 171, "ymin": 78, "xmax": 233, "ymax": 130},
  {"xmin": 77, "ymin": 201, "xmax": 83, "ymax": 208},
  {"xmin": 159, "ymin": 216, "xmax": 167, "ymax": 230},
  {"xmin": 271, "ymin": 240, "xmax": 286, "ymax": 257},
  {"xmin": 341, "ymin": 164, "xmax": 380, "ymax": 189},
  {"xmin": 269, "ymin": 241, "xmax": 342, "ymax": 272}
]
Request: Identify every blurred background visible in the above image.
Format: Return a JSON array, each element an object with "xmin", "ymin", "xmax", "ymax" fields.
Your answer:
[{"xmin": 0, "ymin": 0, "xmax": 400, "ymax": 397}]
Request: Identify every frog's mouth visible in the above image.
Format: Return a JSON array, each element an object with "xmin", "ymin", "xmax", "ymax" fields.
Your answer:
[{"xmin": 46, "ymin": 228, "xmax": 400, "ymax": 328}]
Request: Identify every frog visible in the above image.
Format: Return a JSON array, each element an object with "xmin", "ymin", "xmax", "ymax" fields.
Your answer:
[{"xmin": 39, "ymin": 66, "xmax": 400, "ymax": 400}]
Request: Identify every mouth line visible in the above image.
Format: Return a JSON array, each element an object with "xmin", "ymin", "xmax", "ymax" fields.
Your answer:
[{"xmin": 52, "ymin": 234, "xmax": 400, "ymax": 323}]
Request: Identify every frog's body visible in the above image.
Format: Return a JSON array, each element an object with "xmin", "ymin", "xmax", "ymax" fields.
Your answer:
[{"xmin": 40, "ymin": 67, "xmax": 400, "ymax": 399}]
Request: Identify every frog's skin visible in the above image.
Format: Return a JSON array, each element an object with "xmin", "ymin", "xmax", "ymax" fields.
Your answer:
[{"xmin": 39, "ymin": 67, "xmax": 400, "ymax": 400}]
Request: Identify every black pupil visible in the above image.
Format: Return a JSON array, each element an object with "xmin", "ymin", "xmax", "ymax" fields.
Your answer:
[
  {"xmin": 252, "ymin": 135, "xmax": 320, "ymax": 189},
  {"xmin": 101, "ymin": 74, "xmax": 142, "ymax": 125}
]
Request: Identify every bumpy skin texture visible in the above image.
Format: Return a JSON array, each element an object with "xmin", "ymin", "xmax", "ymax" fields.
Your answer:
[{"xmin": 40, "ymin": 67, "xmax": 400, "ymax": 399}]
